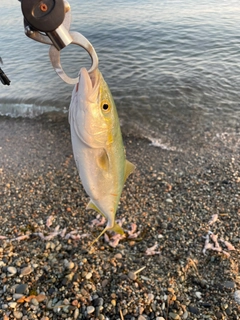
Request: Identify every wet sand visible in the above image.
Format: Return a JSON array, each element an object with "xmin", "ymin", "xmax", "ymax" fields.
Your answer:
[{"xmin": 0, "ymin": 115, "xmax": 239, "ymax": 320}]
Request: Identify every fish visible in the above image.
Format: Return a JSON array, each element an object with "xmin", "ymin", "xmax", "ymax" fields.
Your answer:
[{"xmin": 69, "ymin": 67, "xmax": 135, "ymax": 244}]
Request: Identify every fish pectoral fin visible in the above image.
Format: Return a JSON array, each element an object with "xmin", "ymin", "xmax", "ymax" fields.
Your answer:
[
  {"xmin": 124, "ymin": 160, "xmax": 135, "ymax": 183},
  {"xmin": 97, "ymin": 148, "xmax": 109, "ymax": 171}
]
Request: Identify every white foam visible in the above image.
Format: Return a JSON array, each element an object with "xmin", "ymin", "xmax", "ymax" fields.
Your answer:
[
  {"xmin": 148, "ymin": 137, "xmax": 181, "ymax": 151},
  {"xmin": 0, "ymin": 103, "xmax": 67, "ymax": 118}
]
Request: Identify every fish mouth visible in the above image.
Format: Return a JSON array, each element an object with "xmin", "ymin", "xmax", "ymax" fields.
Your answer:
[{"xmin": 78, "ymin": 67, "xmax": 100, "ymax": 101}]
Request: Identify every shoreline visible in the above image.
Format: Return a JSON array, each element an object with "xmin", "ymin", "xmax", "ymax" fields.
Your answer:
[{"xmin": 0, "ymin": 116, "xmax": 239, "ymax": 320}]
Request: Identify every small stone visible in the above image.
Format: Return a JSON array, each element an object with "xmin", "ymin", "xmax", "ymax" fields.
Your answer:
[
  {"xmin": 0, "ymin": 261, "xmax": 6, "ymax": 267},
  {"xmin": 167, "ymin": 288, "xmax": 175, "ymax": 294},
  {"xmin": 65, "ymin": 272, "xmax": 74, "ymax": 281},
  {"xmin": 114, "ymin": 253, "xmax": 122, "ymax": 259},
  {"xmin": 31, "ymin": 298, "xmax": 39, "ymax": 306},
  {"xmin": 85, "ymin": 272, "xmax": 92, "ymax": 280},
  {"xmin": 156, "ymin": 318, "xmax": 165, "ymax": 320},
  {"xmin": 20, "ymin": 265, "xmax": 33, "ymax": 276},
  {"xmin": 102, "ymin": 279, "xmax": 108, "ymax": 287},
  {"xmin": 80, "ymin": 288, "xmax": 89, "ymax": 297},
  {"xmin": 138, "ymin": 316, "xmax": 146, "ymax": 320},
  {"xmin": 72, "ymin": 300, "xmax": 79, "ymax": 307},
  {"xmin": 47, "ymin": 300, "xmax": 53, "ymax": 309},
  {"xmin": 216, "ymin": 311, "xmax": 223, "ymax": 319},
  {"xmin": 13, "ymin": 311, "xmax": 23, "ymax": 319},
  {"xmin": 92, "ymin": 298, "xmax": 99, "ymax": 307},
  {"xmin": 225, "ymin": 307, "xmax": 232, "ymax": 315},
  {"xmin": 139, "ymin": 306, "xmax": 144, "ymax": 315},
  {"xmin": 46, "ymin": 242, "xmax": 51, "ymax": 250},
  {"xmin": 182, "ymin": 311, "xmax": 188, "ymax": 320},
  {"xmin": 128, "ymin": 271, "xmax": 137, "ymax": 280},
  {"xmin": 188, "ymin": 305, "xmax": 200, "ymax": 315},
  {"xmin": 111, "ymin": 299, "xmax": 116, "ymax": 306},
  {"xmin": 169, "ymin": 295, "xmax": 176, "ymax": 302},
  {"xmin": 64, "ymin": 259, "xmax": 74, "ymax": 270},
  {"xmin": 95, "ymin": 306, "xmax": 101, "ymax": 317},
  {"xmin": 53, "ymin": 300, "xmax": 63, "ymax": 312},
  {"xmin": 223, "ymin": 281, "xmax": 235, "ymax": 289},
  {"xmin": 221, "ymin": 303, "xmax": 228, "ymax": 310},
  {"xmin": 7, "ymin": 266, "xmax": 17, "ymax": 275},
  {"xmin": 63, "ymin": 305, "xmax": 69, "ymax": 313},
  {"xmin": 111, "ymin": 293, "xmax": 116, "ymax": 299},
  {"xmin": 36, "ymin": 294, "xmax": 47, "ymax": 302},
  {"xmin": 87, "ymin": 306, "xmax": 95, "ymax": 314},
  {"xmin": 50, "ymin": 242, "xmax": 55, "ymax": 250},
  {"xmin": 63, "ymin": 298, "xmax": 70, "ymax": 305},
  {"xmin": 234, "ymin": 290, "xmax": 240, "ymax": 304},
  {"xmin": 202, "ymin": 302, "xmax": 211, "ymax": 308},
  {"xmin": 169, "ymin": 313, "xmax": 180, "ymax": 320},
  {"xmin": 195, "ymin": 291, "xmax": 202, "ymax": 299},
  {"xmin": 74, "ymin": 308, "xmax": 79, "ymax": 319},
  {"xmin": 122, "ymin": 309, "xmax": 128, "ymax": 316},
  {"xmin": 15, "ymin": 283, "xmax": 28, "ymax": 294},
  {"xmin": 8, "ymin": 302, "xmax": 17, "ymax": 309},
  {"xmin": 148, "ymin": 293, "xmax": 154, "ymax": 302},
  {"xmin": 67, "ymin": 261, "xmax": 75, "ymax": 270},
  {"xmin": 166, "ymin": 198, "xmax": 173, "ymax": 203},
  {"xmin": 56, "ymin": 244, "xmax": 62, "ymax": 251},
  {"xmin": 13, "ymin": 293, "xmax": 24, "ymax": 300},
  {"xmin": 98, "ymin": 298, "xmax": 104, "ymax": 306}
]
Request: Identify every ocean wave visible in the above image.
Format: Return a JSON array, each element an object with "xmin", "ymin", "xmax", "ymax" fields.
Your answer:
[
  {"xmin": 148, "ymin": 137, "xmax": 181, "ymax": 151},
  {"xmin": 0, "ymin": 103, "xmax": 67, "ymax": 119}
]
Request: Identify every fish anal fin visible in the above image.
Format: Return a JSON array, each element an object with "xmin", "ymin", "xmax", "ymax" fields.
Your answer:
[
  {"xmin": 86, "ymin": 200, "xmax": 104, "ymax": 216},
  {"xmin": 124, "ymin": 160, "xmax": 135, "ymax": 183}
]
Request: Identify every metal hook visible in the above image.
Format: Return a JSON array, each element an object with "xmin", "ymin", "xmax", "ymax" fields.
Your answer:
[
  {"xmin": 49, "ymin": 31, "xmax": 99, "ymax": 84},
  {"xmin": 22, "ymin": 0, "xmax": 98, "ymax": 84}
]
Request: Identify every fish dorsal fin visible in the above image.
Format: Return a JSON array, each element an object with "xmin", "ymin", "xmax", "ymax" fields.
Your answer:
[{"xmin": 124, "ymin": 160, "xmax": 135, "ymax": 183}]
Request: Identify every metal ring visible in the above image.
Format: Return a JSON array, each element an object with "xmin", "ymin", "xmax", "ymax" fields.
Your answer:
[{"xmin": 49, "ymin": 31, "xmax": 99, "ymax": 84}]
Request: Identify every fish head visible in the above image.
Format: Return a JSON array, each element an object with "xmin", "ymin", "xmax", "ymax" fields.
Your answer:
[{"xmin": 69, "ymin": 67, "xmax": 119, "ymax": 148}]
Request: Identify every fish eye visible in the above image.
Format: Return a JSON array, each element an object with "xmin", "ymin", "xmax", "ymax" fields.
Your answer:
[{"xmin": 102, "ymin": 102, "xmax": 111, "ymax": 113}]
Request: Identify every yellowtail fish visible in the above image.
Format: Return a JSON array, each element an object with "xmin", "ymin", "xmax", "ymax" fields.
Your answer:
[{"xmin": 69, "ymin": 68, "xmax": 135, "ymax": 244}]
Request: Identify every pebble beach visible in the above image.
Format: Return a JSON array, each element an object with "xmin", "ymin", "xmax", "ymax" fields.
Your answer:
[{"xmin": 0, "ymin": 115, "xmax": 240, "ymax": 320}]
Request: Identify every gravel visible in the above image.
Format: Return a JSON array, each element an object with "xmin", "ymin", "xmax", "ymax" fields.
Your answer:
[{"xmin": 0, "ymin": 115, "xmax": 240, "ymax": 320}]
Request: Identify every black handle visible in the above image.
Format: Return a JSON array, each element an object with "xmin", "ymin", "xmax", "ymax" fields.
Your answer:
[
  {"xmin": 0, "ymin": 68, "xmax": 11, "ymax": 86},
  {"xmin": 21, "ymin": 0, "xmax": 65, "ymax": 33}
]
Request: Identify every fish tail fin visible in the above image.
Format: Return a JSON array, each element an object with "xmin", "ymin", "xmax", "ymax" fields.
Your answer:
[
  {"xmin": 111, "ymin": 222, "xmax": 124, "ymax": 235},
  {"xmin": 90, "ymin": 222, "xmax": 124, "ymax": 247}
]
